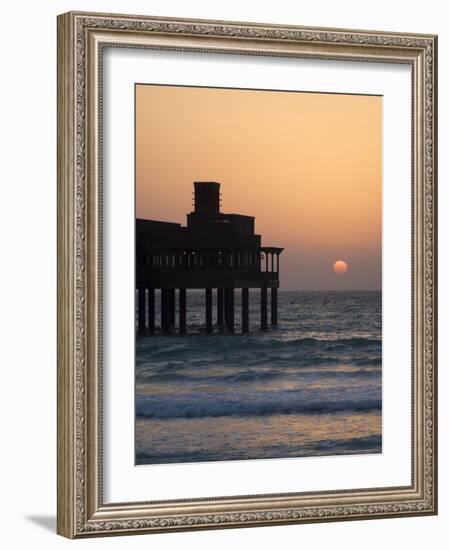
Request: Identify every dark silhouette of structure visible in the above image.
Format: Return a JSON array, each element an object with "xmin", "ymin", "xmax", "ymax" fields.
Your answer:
[{"xmin": 136, "ymin": 182, "xmax": 283, "ymax": 334}]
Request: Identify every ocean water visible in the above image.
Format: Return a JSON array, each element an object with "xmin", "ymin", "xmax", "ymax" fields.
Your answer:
[{"xmin": 135, "ymin": 290, "xmax": 382, "ymax": 465}]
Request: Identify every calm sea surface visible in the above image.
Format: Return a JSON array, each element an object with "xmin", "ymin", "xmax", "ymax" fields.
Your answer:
[{"xmin": 135, "ymin": 290, "xmax": 382, "ymax": 465}]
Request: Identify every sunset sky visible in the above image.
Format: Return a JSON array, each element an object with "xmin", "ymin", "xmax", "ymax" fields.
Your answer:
[{"xmin": 136, "ymin": 84, "xmax": 382, "ymax": 291}]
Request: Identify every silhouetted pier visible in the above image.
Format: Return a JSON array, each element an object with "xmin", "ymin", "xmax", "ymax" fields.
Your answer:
[{"xmin": 136, "ymin": 182, "xmax": 283, "ymax": 334}]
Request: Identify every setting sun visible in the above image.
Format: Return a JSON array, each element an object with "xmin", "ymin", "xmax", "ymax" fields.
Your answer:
[{"xmin": 333, "ymin": 260, "xmax": 348, "ymax": 274}]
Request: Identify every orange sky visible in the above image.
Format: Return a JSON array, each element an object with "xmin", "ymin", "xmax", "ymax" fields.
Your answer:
[{"xmin": 136, "ymin": 84, "xmax": 382, "ymax": 290}]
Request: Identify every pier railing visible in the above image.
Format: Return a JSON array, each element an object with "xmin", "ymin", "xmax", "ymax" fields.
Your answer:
[{"xmin": 137, "ymin": 247, "xmax": 282, "ymax": 274}]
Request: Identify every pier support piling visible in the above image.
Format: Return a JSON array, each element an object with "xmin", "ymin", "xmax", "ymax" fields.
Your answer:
[
  {"xmin": 242, "ymin": 288, "xmax": 249, "ymax": 333},
  {"xmin": 271, "ymin": 287, "xmax": 278, "ymax": 326},
  {"xmin": 216, "ymin": 288, "xmax": 224, "ymax": 326},
  {"xmin": 205, "ymin": 288, "xmax": 213, "ymax": 332},
  {"xmin": 179, "ymin": 288, "xmax": 186, "ymax": 334},
  {"xmin": 261, "ymin": 284, "xmax": 268, "ymax": 331},
  {"xmin": 169, "ymin": 289, "xmax": 176, "ymax": 326},
  {"xmin": 138, "ymin": 288, "xmax": 146, "ymax": 334},
  {"xmin": 225, "ymin": 287, "xmax": 235, "ymax": 333},
  {"xmin": 161, "ymin": 289, "xmax": 171, "ymax": 333},
  {"xmin": 224, "ymin": 289, "xmax": 229, "ymax": 326},
  {"xmin": 148, "ymin": 288, "xmax": 155, "ymax": 333}
]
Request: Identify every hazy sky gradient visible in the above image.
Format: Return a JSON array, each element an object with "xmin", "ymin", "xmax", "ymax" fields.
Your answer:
[{"xmin": 136, "ymin": 84, "xmax": 382, "ymax": 290}]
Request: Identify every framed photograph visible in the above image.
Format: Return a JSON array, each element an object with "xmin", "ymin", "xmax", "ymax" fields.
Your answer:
[{"xmin": 57, "ymin": 11, "xmax": 438, "ymax": 538}]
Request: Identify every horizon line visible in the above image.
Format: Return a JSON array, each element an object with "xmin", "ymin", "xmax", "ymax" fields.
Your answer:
[
  {"xmin": 278, "ymin": 288, "xmax": 382, "ymax": 292},
  {"xmin": 168, "ymin": 288, "xmax": 382, "ymax": 292}
]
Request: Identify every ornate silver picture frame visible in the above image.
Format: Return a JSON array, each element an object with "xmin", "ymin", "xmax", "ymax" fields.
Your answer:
[{"xmin": 57, "ymin": 11, "xmax": 437, "ymax": 538}]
